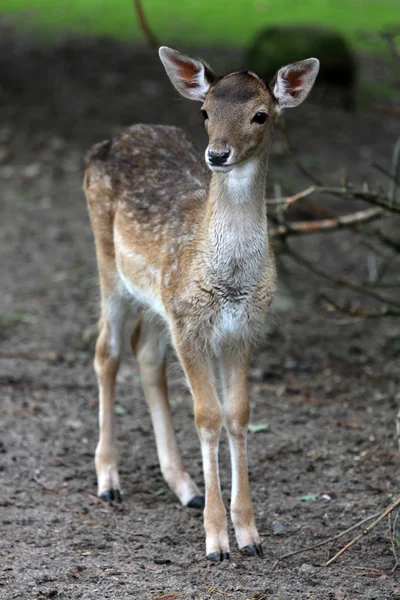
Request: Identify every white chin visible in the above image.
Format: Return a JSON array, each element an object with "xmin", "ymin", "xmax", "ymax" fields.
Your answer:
[{"xmin": 207, "ymin": 163, "xmax": 235, "ymax": 173}]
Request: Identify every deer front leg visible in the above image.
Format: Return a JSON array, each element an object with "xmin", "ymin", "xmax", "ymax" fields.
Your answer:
[
  {"xmin": 174, "ymin": 339, "xmax": 229, "ymax": 562},
  {"xmin": 220, "ymin": 348, "xmax": 263, "ymax": 558}
]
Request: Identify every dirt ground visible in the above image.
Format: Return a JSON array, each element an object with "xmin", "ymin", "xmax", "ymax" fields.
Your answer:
[{"xmin": 1, "ymin": 32, "xmax": 400, "ymax": 600}]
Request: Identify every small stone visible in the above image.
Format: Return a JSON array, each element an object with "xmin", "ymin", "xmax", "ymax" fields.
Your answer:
[
  {"xmin": 22, "ymin": 163, "xmax": 41, "ymax": 178},
  {"xmin": 320, "ymin": 494, "xmax": 332, "ymax": 502},
  {"xmin": 271, "ymin": 520, "xmax": 285, "ymax": 535},
  {"xmin": 39, "ymin": 196, "xmax": 52, "ymax": 209},
  {"xmin": 300, "ymin": 562, "xmax": 317, "ymax": 574},
  {"xmin": 66, "ymin": 419, "xmax": 83, "ymax": 430}
]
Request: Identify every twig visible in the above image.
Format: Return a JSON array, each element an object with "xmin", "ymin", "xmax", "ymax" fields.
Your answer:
[
  {"xmin": 271, "ymin": 511, "xmax": 381, "ymax": 570},
  {"xmin": 396, "ymin": 409, "xmax": 400, "ymax": 453},
  {"xmin": 359, "ymin": 234, "xmax": 394, "ymax": 264},
  {"xmin": 320, "ymin": 294, "xmax": 400, "ymax": 319},
  {"xmin": 389, "ymin": 136, "xmax": 400, "ymax": 202},
  {"xmin": 393, "ymin": 509, "xmax": 400, "ymax": 546},
  {"xmin": 281, "ymin": 186, "xmax": 318, "ymax": 210},
  {"xmin": 276, "ymin": 184, "xmax": 399, "ymax": 213},
  {"xmin": 325, "ymin": 495, "xmax": 400, "ymax": 567},
  {"xmin": 271, "ymin": 206, "xmax": 384, "ymax": 238},
  {"xmin": 362, "ymin": 101, "xmax": 400, "ymax": 118},
  {"xmin": 283, "ymin": 241, "xmax": 400, "ymax": 311},
  {"xmin": 32, "ymin": 477, "xmax": 68, "ymax": 495},
  {"xmin": 277, "ymin": 122, "xmax": 368, "ymax": 221},
  {"xmin": 133, "ymin": 0, "xmax": 159, "ymax": 50},
  {"xmin": 389, "ymin": 512, "xmax": 399, "ymax": 573},
  {"xmin": 152, "ymin": 593, "xmax": 186, "ymax": 600},
  {"xmin": 373, "ymin": 252, "xmax": 399, "ymax": 286},
  {"xmin": 266, "ymin": 198, "xmax": 286, "ymax": 205},
  {"xmin": 374, "ymin": 229, "xmax": 400, "ymax": 252},
  {"xmin": 372, "ymin": 161, "xmax": 397, "ymax": 182},
  {"xmin": 367, "ymin": 277, "xmax": 400, "ymax": 290},
  {"xmin": 0, "ymin": 350, "xmax": 60, "ymax": 361}
]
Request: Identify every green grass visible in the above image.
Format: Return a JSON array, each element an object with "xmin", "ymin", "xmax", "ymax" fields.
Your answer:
[{"xmin": 0, "ymin": 0, "xmax": 398, "ymax": 49}]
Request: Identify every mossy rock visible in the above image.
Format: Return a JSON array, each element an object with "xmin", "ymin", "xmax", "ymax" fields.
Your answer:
[{"xmin": 246, "ymin": 26, "xmax": 357, "ymax": 104}]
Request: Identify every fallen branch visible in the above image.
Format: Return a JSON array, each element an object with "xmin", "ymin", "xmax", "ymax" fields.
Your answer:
[
  {"xmin": 325, "ymin": 495, "xmax": 400, "ymax": 567},
  {"xmin": 283, "ymin": 242, "xmax": 400, "ymax": 311},
  {"xmin": 272, "ymin": 184, "xmax": 400, "ymax": 213},
  {"xmin": 389, "ymin": 512, "xmax": 399, "ymax": 573},
  {"xmin": 271, "ymin": 206, "xmax": 384, "ymax": 238},
  {"xmin": 152, "ymin": 593, "xmax": 186, "ymax": 600},
  {"xmin": 281, "ymin": 185, "xmax": 320, "ymax": 210},
  {"xmin": 320, "ymin": 294, "xmax": 400, "ymax": 319},
  {"xmin": 271, "ymin": 511, "xmax": 381, "ymax": 570}
]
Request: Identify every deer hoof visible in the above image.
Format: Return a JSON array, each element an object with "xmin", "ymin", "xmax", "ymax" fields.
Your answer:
[
  {"xmin": 240, "ymin": 544, "xmax": 264, "ymax": 558},
  {"xmin": 186, "ymin": 495, "xmax": 205, "ymax": 510},
  {"xmin": 100, "ymin": 489, "xmax": 122, "ymax": 503},
  {"xmin": 206, "ymin": 551, "xmax": 229, "ymax": 564}
]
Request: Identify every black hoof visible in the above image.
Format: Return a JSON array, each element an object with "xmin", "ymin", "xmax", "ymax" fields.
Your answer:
[
  {"xmin": 240, "ymin": 544, "xmax": 263, "ymax": 558},
  {"xmin": 100, "ymin": 489, "xmax": 122, "ymax": 503},
  {"xmin": 113, "ymin": 489, "xmax": 122, "ymax": 503},
  {"xmin": 206, "ymin": 551, "xmax": 230, "ymax": 564},
  {"xmin": 207, "ymin": 551, "xmax": 221, "ymax": 564},
  {"xmin": 187, "ymin": 495, "xmax": 205, "ymax": 510}
]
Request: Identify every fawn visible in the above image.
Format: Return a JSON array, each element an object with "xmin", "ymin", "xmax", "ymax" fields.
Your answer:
[{"xmin": 84, "ymin": 47, "xmax": 319, "ymax": 562}]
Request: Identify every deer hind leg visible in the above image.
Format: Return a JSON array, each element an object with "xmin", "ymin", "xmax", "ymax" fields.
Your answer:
[
  {"xmin": 172, "ymin": 335, "xmax": 229, "ymax": 562},
  {"xmin": 220, "ymin": 347, "xmax": 263, "ymax": 558},
  {"xmin": 94, "ymin": 292, "xmax": 127, "ymax": 503},
  {"xmin": 131, "ymin": 315, "xmax": 202, "ymax": 508}
]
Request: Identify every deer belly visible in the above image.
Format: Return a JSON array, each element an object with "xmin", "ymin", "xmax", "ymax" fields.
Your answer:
[{"xmin": 116, "ymin": 258, "xmax": 167, "ymax": 320}]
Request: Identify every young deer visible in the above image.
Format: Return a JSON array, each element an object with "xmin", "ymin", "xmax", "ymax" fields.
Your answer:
[{"xmin": 84, "ymin": 47, "xmax": 319, "ymax": 562}]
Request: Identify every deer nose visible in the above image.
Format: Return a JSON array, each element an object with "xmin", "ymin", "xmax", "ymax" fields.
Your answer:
[{"xmin": 208, "ymin": 149, "xmax": 231, "ymax": 166}]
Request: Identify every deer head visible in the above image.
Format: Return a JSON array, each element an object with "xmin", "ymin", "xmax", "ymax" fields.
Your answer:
[{"xmin": 159, "ymin": 46, "xmax": 319, "ymax": 173}]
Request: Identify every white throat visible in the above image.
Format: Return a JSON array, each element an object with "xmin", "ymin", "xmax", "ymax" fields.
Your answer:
[
  {"xmin": 206, "ymin": 154, "xmax": 269, "ymax": 291},
  {"xmin": 225, "ymin": 157, "xmax": 265, "ymax": 205}
]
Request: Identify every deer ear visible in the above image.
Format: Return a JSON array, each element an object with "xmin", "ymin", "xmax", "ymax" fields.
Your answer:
[
  {"xmin": 271, "ymin": 58, "xmax": 320, "ymax": 111},
  {"xmin": 159, "ymin": 46, "xmax": 216, "ymax": 102}
]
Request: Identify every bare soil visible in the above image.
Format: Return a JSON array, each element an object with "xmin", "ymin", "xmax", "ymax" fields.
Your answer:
[{"xmin": 1, "ymin": 34, "xmax": 400, "ymax": 600}]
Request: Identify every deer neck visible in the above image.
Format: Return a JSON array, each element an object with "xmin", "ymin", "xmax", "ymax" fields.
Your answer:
[{"xmin": 200, "ymin": 152, "xmax": 269, "ymax": 290}]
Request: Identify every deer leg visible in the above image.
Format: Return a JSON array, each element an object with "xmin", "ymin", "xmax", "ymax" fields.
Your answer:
[
  {"xmin": 173, "ymin": 337, "xmax": 229, "ymax": 562},
  {"xmin": 220, "ymin": 348, "xmax": 263, "ymax": 558},
  {"xmin": 94, "ymin": 294, "xmax": 127, "ymax": 502},
  {"xmin": 131, "ymin": 316, "xmax": 202, "ymax": 508}
]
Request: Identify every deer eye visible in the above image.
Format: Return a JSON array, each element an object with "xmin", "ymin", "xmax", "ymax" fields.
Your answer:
[
  {"xmin": 252, "ymin": 112, "xmax": 267, "ymax": 124},
  {"xmin": 201, "ymin": 109, "xmax": 208, "ymax": 120}
]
